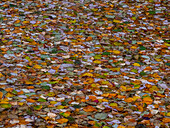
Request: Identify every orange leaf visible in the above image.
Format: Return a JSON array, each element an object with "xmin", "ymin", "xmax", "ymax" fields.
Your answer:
[
  {"xmin": 144, "ymin": 66, "xmax": 152, "ymax": 71},
  {"xmin": 33, "ymin": 64, "xmax": 42, "ymax": 69},
  {"xmin": 46, "ymin": 125, "xmax": 55, "ymax": 128},
  {"xmin": 86, "ymin": 36, "xmax": 92, "ymax": 41},
  {"xmin": 143, "ymin": 97, "xmax": 153, "ymax": 104},
  {"xmin": 27, "ymin": 86, "xmax": 34, "ymax": 89},
  {"xmin": 108, "ymin": 93, "xmax": 117, "ymax": 98},
  {"xmin": 19, "ymin": 119, "xmax": 29, "ymax": 125},
  {"xmin": 118, "ymin": 125, "xmax": 125, "ymax": 128},
  {"xmin": 83, "ymin": 106, "xmax": 97, "ymax": 112},
  {"xmin": 0, "ymin": 92, "xmax": 3, "ymax": 99},
  {"xmin": 56, "ymin": 118, "xmax": 68, "ymax": 124},
  {"xmin": 17, "ymin": 91, "xmax": 24, "ymax": 95},
  {"xmin": 117, "ymin": 95, "xmax": 126, "ymax": 99},
  {"xmin": 26, "ymin": 99, "xmax": 36, "ymax": 103},
  {"xmin": 162, "ymin": 118, "xmax": 170, "ymax": 123},
  {"xmin": 5, "ymin": 88, "xmax": 13, "ymax": 92},
  {"xmin": 25, "ymin": 81, "xmax": 33, "ymax": 84},
  {"xmin": 124, "ymin": 98, "xmax": 134, "ymax": 103},
  {"xmin": 88, "ymin": 95, "xmax": 97, "ymax": 101}
]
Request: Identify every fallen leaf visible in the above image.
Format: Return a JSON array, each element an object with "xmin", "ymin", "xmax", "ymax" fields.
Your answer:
[
  {"xmin": 56, "ymin": 118, "xmax": 68, "ymax": 124},
  {"xmin": 82, "ymin": 73, "xmax": 93, "ymax": 77},
  {"xmin": 33, "ymin": 65, "xmax": 42, "ymax": 69},
  {"xmin": 143, "ymin": 97, "xmax": 153, "ymax": 104},
  {"xmin": 84, "ymin": 105, "xmax": 97, "ymax": 112},
  {"xmin": 133, "ymin": 63, "xmax": 140, "ymax": 66}
]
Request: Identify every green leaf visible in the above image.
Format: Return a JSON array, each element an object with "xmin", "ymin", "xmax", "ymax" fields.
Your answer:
[
  {"xmin": 165, "ymin": 63, "xmax": 170, "ymax": 66},
  {"xmin": 10, "ymin": 4, "xmax": 17, "ymax": 7},
  {"xmin": 67, "ymin": 116, "xmax": 75, "ymax": 123},
  {"xmin": 1, "ymin": 103, "xmax": 12, "ymax": 108},
  {"xmin": 140, "ymin": 46, "xmax": 146, "ymax": 50},
  {"xmin": 43, "ymin": 15, "xmax": 49, "ymax": 18},
  {"xmin": 140, "ymin": 71, "xmax": 147, "ymax": 76},
  {"xmin": 102, "ymin": 52, "xmax": 110, "ymax": 55},
  {"xmin": 33, "ymin": 105, "xmax": 43, "ymax": 110},
  {"xmin": 26, "ymin": 38, "xmax": 34, "ymax": 42},
  {"xmin": 149, "ymin": 11, "xmax": 156, "ymax": 14},
  {"xmin": 42, "ymin": 86, "xmax": 50, "ymax": 90},
  {"xmin": 131, "ymin": 69, "xmax": 138, "ymax": 73},
  {"xmin": 11, "ymin": 90, "xmax": 18, "ymax": 94},
  {"xmin": 37, "ymin": 98, "xmax": 46, "ymax": 102}
]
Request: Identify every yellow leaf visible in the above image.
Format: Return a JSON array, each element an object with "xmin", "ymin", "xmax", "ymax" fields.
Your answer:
[
  {"xmin": 82, "ymin": 73, "xmax": 93, "ymax": 77},
  {"xmin": 112, "ymin": 50, "xmax": 121, "ymax": 54},
  {"xmin": 164, "ymin": 43, "xmax": 170, "ymax": 46},
  {"xmin": 86, "ymin": 78, "xmax": 94, "ymax": 83},
  {"xmin": 33, "ymin": 65, "xmax": 42, "ymax": 69},
  {"xmin": 23, "ymin": 21, "xmax": 30, "ymax": 24},
  {"xmin": 56, "ymin": 118, "xmax": 68, "ymax": 124},
  {"xmin": 110, "ymin": 67, "xmax": 120, "ymax": 72},
  {"xmin": 133, "ymin": 96, "xmax": 140, "ymax": 101},
  {"xmin": 151, "ymin": 86, "xmax": 159, "ymax": 91},
  {"xmin": 57, "ymin": 105, "xmax": 65, "ymax": 109},
  {"xmin": 18, "ymin": 102, "xmax": 24, "ymax": 106},
  {"xmin": 131, "ymin": 46, "xmax": 137, "ymax": 49},
  {"xmin": 25, "ymin": 81, "xmax": 33, "ymax": 84},
  {"xmin": 109, "ymin": 103, "xmax": 118, "ymax": 107},
  {"xmin": 102, "ymin": 99, "xmax": 108, "ymax": 102},
  {"xmin": 167, "ymin": 112, "xmax": 170, "ymax": 116},
  {"xmin": 0, "ymin": 73, "xmax": 3, "ymax": 78},
  {"xmin": 6, "ymin": 93, "xmax": 14, "ymax": 98},
  {"xmin": 93, "ymin": 60, "xmax": 101, "ymax": 64},
  {"xmin": 101, "ymin": 81, "xmax": 110, "ymax": 85},
  {"xmin": 50, "ymin": 101, "xmax": 57, "ymax": 104},
  {"xmin": 113, "ymin": 19, "xmax": 121, "ymax": 23},
  {"xmin": 120, "ymin": 86, "xmax": 127, "ymax": 91},
  {"xmin": 63, "ymin": 112, "xmax": 71, "ymax": 117},
  {"xmin": 133, "ymin": 63, "xmax": 140, "ymax": 66},
  {"xmin": 155, "ymin": 58, "xmax": 161, "ymax": 62},
  {"xmin": 0, "ymin": 100, "xmax": 9, "ymax": 104}
]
